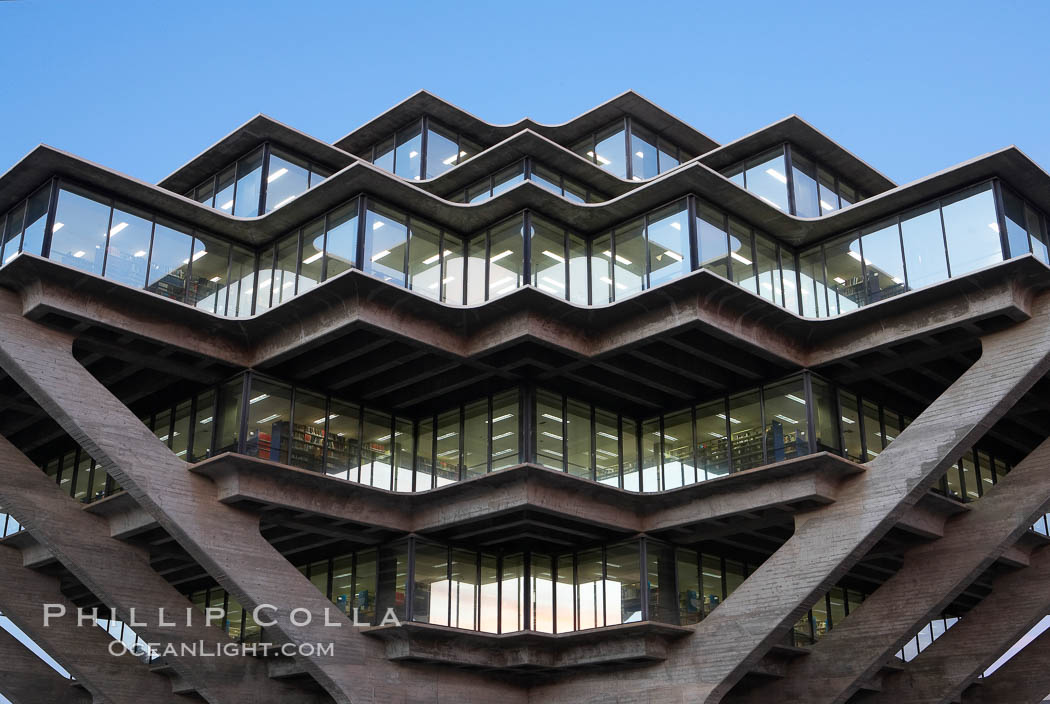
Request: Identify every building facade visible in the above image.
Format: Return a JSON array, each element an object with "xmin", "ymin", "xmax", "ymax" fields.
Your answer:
[{"xmin": 0, "ymin": 91, "xmax": 1049, "ymax": 703}]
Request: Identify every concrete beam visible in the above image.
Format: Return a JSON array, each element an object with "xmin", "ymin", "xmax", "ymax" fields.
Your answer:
[
  {"xmin": 0, "ymin": 624, "xmax": 88, "ymax": 704},
  {"xmin": 962, "ymin": 626, "xmax": 1050, "ymax": 704},
  {"xmin": 0, "ymin": 545, "xmax": 174, "ymax": 704}
]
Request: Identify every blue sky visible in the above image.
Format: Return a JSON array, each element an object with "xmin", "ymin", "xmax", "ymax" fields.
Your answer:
[
  {"xmin": 1, "ymin": 0, "xmax": 1049, "ymax": 187},
  {"xmin": 1, "ymin": 0, "xmax": 1049, "ymax": 698}
]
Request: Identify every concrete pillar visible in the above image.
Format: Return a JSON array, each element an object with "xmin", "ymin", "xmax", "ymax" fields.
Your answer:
[
  {"xmin": 0, "ymin": 624, "xmax": 89, "ymax": 704},
  {"xmin": 725, "ymin": 433, "xmax": 1050, "ymax": 704},
  {"xmin": 0, "ymin": 291, "xmax": 526, "ymax": 704},
  {"xmin": 962, "ymin": 627, "xmax": 1050, "ymax": 704},
  {"xmin": 0, "ymin": 545, "xmax": 174, "ymax": 704}
]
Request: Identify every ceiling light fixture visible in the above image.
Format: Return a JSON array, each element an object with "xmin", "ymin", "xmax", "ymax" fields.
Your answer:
[
  {"xmin": 490, "ymin": 249, "xmax": 514, "ymax": 263},
  {"xmin": 774, "ymin": 414, "xmax": 799, "ymax": 424},
  {"xmin": 302, "ymin": 251, "xmax": 323, "ymax": 265},
  {"xmin": 267, "ymin": 168, "xmax": 288, "ymax": 183},
  {"xmin": 52, "ymin": 222, "xmax": 64, "ymax": 233},
  {"xmin": 371, "ymin": 249, "xmax": 391, "ymax": 262},
  {"xmin": 730, "ymin": 252, "xmax": 752, "ymax": 266},
  {"xmin": 109, "ymin": 222, "xmax": 128, "ymax": 237},
  {"xmin": 765, "ymin": 168, "xmax": 787, "ymax": 184},
  {"xmin": 542, "ymin": 250, "xmax": 565, "ymax": 263}
]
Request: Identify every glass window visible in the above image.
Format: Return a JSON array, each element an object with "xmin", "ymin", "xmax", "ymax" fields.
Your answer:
[
  {"xmin": 50, "ymin": 186, "xmax": 109, "ymax": 275},
  {"xmin": 297, "ymin": 218, "xmax": 325, "ymax": 294},
  {"xmin": 153, "ymin": 408, "xmax": 172, "ymax": 447},
  {"xmin": 531, "ymin": 216, "xmax": 567, "ymax": 298},
  {"xmin": 531, "ymin": 164, "xmax": 562, "ymax": 196},
  {"xmin": 442, "ymin": 235, "xmax": 465, "ymax": 304},
  {"xmin": 823, "ymin": 234, "xmax": 865, "ymax": 314},
  {"xmin": 622, "ymin": 420, "xmax": 640, "ymax": 492},
  {"xmin": 171, "ymin": 400, "xmax": 191, "ymax": 460},
  {"xmin": 72, "ymin": 452, "xmax": 92, "ymax": 502},
  {"xmin": 225, "ymin": 246, "xmax": 255, "ymax": 317},
  {"xmin": 364, "ymin": 203, "xmax": 408, "ymax": 286},
  {"xmin": 214, "ymin": 377, "xmax": 243, "ymax": 455},
  {"xmin": 568, "ymin": 233, "xmax": 588, "ymax": 304},
  {"xmin": 491, "ymin": 391, "xmax": 519, "ymax": 470},
  {"xmin": 1026, "ymin": 205, "xmax": 1049, "ymax": 264},
  {"xmin": 413, "ymin": 542, "xmax": 449, "ymax": 625},
  {"xmin": 813, "ymin": 595, "xmax": 830, "ymax": 640},
  {"xmin": 407, "ymin": 219, "xmax": 442, "ymax": 299},
  {"xmin": 468, "ymin": 179, "xmax": 492, "ymax": 204},
  {"xmin": 613, "ymin": 219, "xmax": 646, "ymax": 298},
  {"xmin": 945, "ymin": 462, "xmax": 964, "ymax": 500},
  {"xmin": 103, "ymin": 204, "xmax": 152, "ymax": 288},
  {"xmin": 194, "ymin": 179, "xmax": 215, "ymax": 207},
  {"xmin": 658, "ymin": 141, "xmax": 680, "ymax": 174},
  {"xmin": 501, "ymin": 553, "xmax": 525, "ymax": 633},
  {"xmin": 415, "ymin": 417, "xmax": 434, "ymax": 490},
  {"xmin": 487, "ymin": 216, "xmax": 524, "ymax": 299},
  {"xmin": 290, "ymin": 390, "xmax": 327, "ymax": 473},
  {"xmin": 577, "ymin": 548, "xmax": 605, "ymax": 629},
  {"xmin": 960, "ymin": 451, "xmax": 980, "ymax": 501},
  {"xmin": 725, "ymin": 559, "xmax": 745, "ymax": 598},
  {"xmin": 331, "ymin": 555, "xmax": 354, "ymax": 617},
  {"xmin": 147, "ymin": 219, "xmax": 193, "ymax": 302},
  {"xmin": 839, "ymin": 391, "xmax": 862, "ymax": 462},
  {"xmin": 745, "ymin": 149, "xmax": 790, "ymax": 212},
  {"xmin": 790, "ymin": 151, "xmax": 820, "ymax": 218},
  {"xmin": 696, "ymin": 202, "xmax": 730, "ymax": 278},
  {"xmin": 324, "ymin": 199, "xmax": 359, "ymax": 280},
  {"xmin": 695, "ymin": 399, "xmax": 729, "ymax": 480},
  {"xmin": 900, "ymin": 202, "xmax": 948, "ymax": 290},
  {"xmin": 862, "ymin": 400, "xmax": 882, "ymax": 460},
  {"xmin": 594, "ymin": 409, "xmax": 620, "ymax": 487},
  {"xmin": 354, "ymin": 549, "xmax": 378, "ymax": 625},
  {"xmin": 593, "ymin": 122, "xmax": 628, "ymax": 178},
  {"xmin": 817, "ymin": 168, "xmax": 839, "ymax": 214},
  {"xmin": 606, "ymin": 542, "xmax": 642, "ymax": 625},
  {"xmin": 764, "ymin": 377, "xmax": 808, "ymax": 461},
  {"xmin": 188, "ymin": 233, "xmax": 230, "ymax": 313},
  {"xmin": 450, "ymin": 548, "xmax": 477, "ymax": 629},
  {"xmin": 191, "ymin": 390, "xmax": 215, "ymax": 462},
  {"xmin": 677, "ymin": 549, "xmax": 701, "ymax": 625},
  {"xmin": 640, "ymin": 418, "xmax": 661, "ymax": 492},
  {"xmin": 701, "ymin": 555, "xmax": 723, "ymax": 616},
  {"xmin": 729, "ymin": 390, "xmax": 763, "ymax": 472},
  {"xmin": 491, "ymin": 162, "xmax": 525, "ymax": 198},
  {"xmin": 462, "ymin": 400, "xmax": 488, "ymax": 479},
  {"xmin": 566, "ymin": 399, "xmax": 591, "ymax": 479},
  {"xmin": 254, "ymin": 246, "xmax": 274, "ymax": 313},
  {"xmin": 811, "ymin": 377, "xmax": 839, "ymax": 454},
  {"xmin": 591, "ymin": 233, "xmax": 614, "ymax": 304},
  {"xmin": 782, "ymin": 250, "xmax": 799, "ymax": 313},
  {"xmin": 460, "ymin": 137, "xmax": 482, "ymax": 163},
  {"xmin": 838, "ymin": 183, "xmax": 857, "ymax": 208},
  {"xmin": 214, "ymin": 166, "xmax": 236, "ymax": 213},
  {"xmin": 861, "ymin": 220, "xmax": 906, "ymax": 303},
  {"xmin": 394, "ymin": 122, "xmax": 423, "ymax": 181},
  {"xmin": 728, "ymin": 220, "xmax": 755, "ymax": 292},
  {"xmin": 233, "ymin": 148, "xmax": 264, "ymax": 217},
  {"xmin": 373, "ymin": 137, "xmax": 395, "ymax": 173},
  {"xmin": 647, "ymin": 201, "xmax": 689, "ymax": 288},
  {"xmin": 272, "ymin": 231, "xmax": 300, "ymax": 305},
  {"xmin": 941, "ymin": 183, "xmax": 1002, "ymax": 276},
  {"xmin": 434, "ymin": 409, "xmax": 460, "ymax": 485},
  {"xmin": 479, "ymin": 553, "xmax": 499, "ymax": 633},
  {"xmin": 264, "ymin": 150, "xmax": 310, "ymax": 212},
  {"xmin": 20, "ymin": 184, "xmax": 51, "ymax": 258},
  {"xmin": 425, "ymin": 123, "xmax": 461, "ymax": 179},
  {"xmin": 555, "ymin": 554, "xmax": 574, "ymax": 632},
  {"xmin": 536, "ymin": 390, "xmax": 564, "ymax": 470},
  {"xmin": 754, "ymin": 233, "xmax": 781, "ymax": 304},
  {"xmin": 377, "ymin": 543, "xmax": 408, "ymax": 622},
  {"xmin": 245, "ymin": 378, "xmax": 292, "ymax": 465},
  {"xmin": 663, "ymin": 410, "xmax": 695, "ymax": 488},
  {"xmin": 530, "ymin": 554, "xmax": 555, "ymax": 633},
  {"xmin": 798, "ymin": 246, "xmax": 828, "ymax": 317},
  {"xmin": 325, "ymin": 400, "xmax": 361, "ymax": 481},
  {"xmin": 361, "ymin": 410, "xmax": 393, "ymax": 489},
  {"xmin": 1001, "ymin": 186, "xmax": 1031, "ymax": 260},
  {"xmin": 630, "ymin": 124, "xmax": 659, "ymax": 181}
]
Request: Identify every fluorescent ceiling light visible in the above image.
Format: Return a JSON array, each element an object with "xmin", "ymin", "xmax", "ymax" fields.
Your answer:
[
  {"xmin": 538, "ymin": 283, "xmax": 559, "ymax": 294},
  {"xmin": 267, "ymin": 167, "xmax": 288, "ymax": 183},
  {"xmin": 109, "ymin": 222, "xmax": 128, "ymax": 237},
  {"xmin": 596, "ymin": 431, "xmax": 618, "ymax": 440},
  {"xmin": 436, "ymin": 449, "xmax": 459, "ymax": 457},
  {"xmin": 541, "ymin": 431, "xmax": 563, "ymax": 441},
  {"xmin": 596, "ymin": 155, "xmax": 611, "ymax": 166},
  {"xmin": 848, "ymin": 250, "xmax": 863, "ymax": 262},
  {"xmin": 199, "ymin": 416, "xmax": 213, "ymax": 425},
  {"xmin": 833, "ymin": 276, "xmax": 847, "ymax": 285},
  {"xmin": 820, "ymin": 200, "xmax": 836, "ymax": 211},
  {"xmin": 541, "ymin": 413, "xmax": 563, "ymax": 423},
  {"xmin": 988, "ymin": 223, "xmax": 1000, "ymax": 233},
  {"xmin": 542, "ymin": 250, "xmax": 565, "ymax": 263},
  {"xmin": 52, "ymin": 222, "xmax": 64, "ymax": 232},
  {"xmin": 652, "ymin": 431, "xmax": 678, "ymax": 442},
  {"xmin": 408, "ymin": 151, "xmax": 418, "ymax": 159},
  {"xmin": 492, "ymin": 413, "xmax": 513, "ymax": 422},
  {"xmin": 220, "ymin": 200, "xmax": 233, "ymax": 210},
  {"xmin": 761, "ymin": 281, "xmax": 772, "ymax": 290},
  {"xmin": 841, "ymin": 416, "xmax": 855, "ymax": 424},
  {"xmin": 210, "ymin": 276, "xmax": 221, "ymax": 282},
  {"xmin": 765, "ymin": 168, "xmax": 787, "ymax": 184},
  {"xmin": 774, "ymin": 414, "xmax": 799, "ymax": 424},
  {"xmin": 495, "ymin": 284, "xmax": 517, "ymax": 295},
  {"xmin": 490, "ymin": 249, "xmax": 513, "ymax": 263},
  {"xmin": 192, "ymin": 249, "xmax": 207, "ymax": 261},
  {"xmin": 716, "ymin": 413, "xmax": 741, "ymax": 425},
  {"xmin": 302, "ymin": 251, "xmax": 323, "ymax": 265},
  {"xmin": 541, "ymin": 276, "xmax": 564, "ymax": 289},
  {"xmin": 758, "ymin": 195, "xmax": 783, "ymax": 210},
  {"xmin": 786, "ymin": 394, "xmax": 806, "ymax": 405},
  {"xmin": 376, "ymin": 431, "xmax": 403, "ymax": 442},
  {"xmin": 599, "ymin": 276, "xmax": 613, "ymax": 286},
  {"xmin": 371, "ymin": 249, "xmax": 391, "ymax": 262},
  {"xmin": 422, "ymin": 249, "xmax": 451, "ymax": 265},
  {"xmin": 892, "ymin": 277, "xmax": 905, "ymax": 284},
  {"xmin": 730, "ymin": 252, "xmax": 752, "ymax": 266},
  {"xmin": 372, "ymin": 221, "xmax": 385, "ymax": 230},
  {"xmin": 492, "ymin": 432, "xmax": 514, "ymax": 440},
  {"xmin": 708, "ymin": 432, "xmax": 726, "ymax": 439},
  {"xmin": 256, "ymin": 413, "xmax": 281, "ymax": 424},
  {"xmin": 249, "ymin": 393, "xmax": 269, "ymax": 404},
  {"xmin": 670, "ymin": 221, "xmax": 681, "ymax": 230},
  {"xmin": 664, "ymin": 250, "xmax": 683, "ymax": 262},
  {"xmin": 73, "ymin": 250, "xmax": 85, "ymax": 258},
  {"xmin": 436, "ymin": 432, "xmax": 457, "ymax": 440},
  {"xmin": 133, "ymin": 250, "xmax": 147, "ymax": 258},
  {"xmin": 274, "ymin": 195, "xmax": 295, "ymax": 209},
  {"xmin": 596, "ymin": 448, "xmax": 618, "ymax": 457},
  {"xmin": 635, "ymin": 151, "xmax": 645, "ymax": 158},
  {"xmin": 602, "ymin": 250, "xmax": 632, "ymax": 265}
]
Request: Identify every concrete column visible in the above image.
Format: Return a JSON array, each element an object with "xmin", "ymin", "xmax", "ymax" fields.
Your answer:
[
  {"xmin": 867, "ymin": 544, "xmax": 1050, "ymax": 704},
  {"xmin": 0, "ymin": 625, "xmax": 89, "ymax": 704},
  {"xmin": 530, "ymin": 293, "xmax": 1050, "ymax": 703},
  {"xmin": 0, "ymin": 290, "xmax": 526, "ymax": 704},
  {"xmin": 962, "ymin": 627, "xmax": 1050, "ymax": 704},
  {"xmin": 0, "ymin": 545, "xmax": 174, "ymax": 704},
  {"xmin": 725, "ymin": 433, "xmax": 1050, "ymax": 704}
]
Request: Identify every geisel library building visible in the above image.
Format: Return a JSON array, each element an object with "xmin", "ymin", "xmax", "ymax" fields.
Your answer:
[{"xmin": 1, "ymin": 91, "xmax": 1050, "ymax": 704}]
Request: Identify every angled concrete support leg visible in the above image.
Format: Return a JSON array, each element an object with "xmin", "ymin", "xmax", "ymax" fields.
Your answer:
[
  {"xmin": 0, "ymin": 435, "xmax": 315, "ymax": 704},
  {"xmin": 0, "ymin": 545, "xmax": 173, "ymax": 704},
  {"xmin": 0, "ymin": 625, "xmax": 89, "ymax": 704},
  {"xmin": 0, "ymin": 288, "xmax": 525, "ymax": 704},
  {"xmin": 727, "ymin": 434, "xmax": 1050, "ymax": 704},
  {"xmin": 962, "ymin": 627, "xmax": 1050, "ymax": 704},
  {"xmin": 530, "ymin": 295, "xmax": 1050, "ymax": 703},
  {"xmin": 867, "ymin": 544, "xmax": 1050, "ymax": 704}
]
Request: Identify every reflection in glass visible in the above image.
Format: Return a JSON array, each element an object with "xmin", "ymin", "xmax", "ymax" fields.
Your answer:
[
  {"xmin": 103, "ymin": 204, "xmax": 152, "ymax": 288},
  {"xmin": 324, "ymin": 200, "xmax": 358, "ymax": 280},
  {"xmin": 21, "ymin": 185, "xmax": 51, "ymax": 258},
  {"xmin": 50, "ymin": 187, "xmax": 108, "ymax": 275},
  {"xmin": 647, "ymin": 201, "xmax": 689, "ymax": 287},
  {"xmin": 394, "ymin": 123, "xmax": 423, "ymax": 181},
  {"xmin": 233, "ymin": 148, "xmax": 264, "ymax": 217},
  {"xmin": 942, "ymin": 184, "xmax": 1002, "ymax": 276},
  {"xmin": 264, "ymin": 150, "xmax": 310, "ymax": 212},
  {"xmin": 364, "ymin": 203, "xmax": 408, "ymax": 286},
  {"xmin": 487, "ymin": 217, "xmax": 524, "ymax": 299},
  {"xmin": 823, "ymin": 234, "xmax": 865, "ymax": 314},
  {"xmin": 745, "ymin": 149, "xmax": 790, "ymax": 212},
  {"xmin": 860, "ymin": 220, "xmax": 906, "ymax": 303},
  {"xmin": 147, "ymin": 219, "xmax": 193, "ymax": 302}
]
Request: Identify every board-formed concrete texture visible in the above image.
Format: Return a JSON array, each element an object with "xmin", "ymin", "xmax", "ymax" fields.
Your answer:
[{"xmin": 0, "ymin": 91, "xmax": 1048, "ymax": 703}]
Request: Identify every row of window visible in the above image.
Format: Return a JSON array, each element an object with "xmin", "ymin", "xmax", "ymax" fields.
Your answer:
[
  {"xmin": 0, "ymin": 508, "xmax": 22, "ymax": 538},
  {"xmin": 368, "ymin": 117, "xmax": 482, "ymax": 182},
  {"xmin": 186, "ymin": 144, "xmax": 332, "ymax": 217},
  {"xmin": 722, "ymin": 144, "xmax": 867, "ymax": 217},
  {"xmin": 445, "ymin": 157, "xmax": 606, "ymax": 205},
  {"xmin": 571, "ymin": 118, "xmax": 684, "ymax": 181}
]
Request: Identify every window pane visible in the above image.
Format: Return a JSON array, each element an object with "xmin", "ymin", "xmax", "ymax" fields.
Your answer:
[
  {"xmin": 298, "ymin": 218, "xmax": 325, "ymax": 294},
  {"xmin": 147, "ymin": 219, "xmax": 193, "ymax": 302},
  {"xmin": 467, "ymin": 179, "xmax": 492, "ymax": 204},
  {"xmin": 435, "ymin": 409, "xmax": 459, "ymax": 485},
  {"xmin": 663, "ymin": 410, "xmax": 694, "ymax": 488},
  {"xmin": 442, "ymin": 234, "xmax": 465, "ymax": 304},
  {"xmin": 254, "ymin": 246, "xmax": 274, "ymax": 313},
  {"xmin": 695, "ymin": 400, "xmax": 729, "ymax": 480},
  {"xmin": 487, "ymin": 216, "xmax": 524, "ymax": 299},
  {"xmin": 272, "ymin": 231, "xmax": 299, "ymax": 305},
  {"xmin": 594, "ymin": 123, "xmax": 628, "ymax": 178},
  {"xmin": 798, "ymin": 246, "xmax": 828, "ymax": 317},
  {"xmin": 324, "ymin": 199, "xmax": 358, "ymax": 279},
  {"xmin": 416, "ymin": 418, "xmax": 434, "ymax": 490},
  {"xmin": 839, "ymin": 391, "xmax": 862, "ymax": 462},
  {"xmin": 782, "ymin": 251, "xmax": 799, "ymax": 313},
  {"xmin": 900, "ymin": 202, "xmax": 948, "ymax": 290},
  {"xmin": 942, "ymin": 183, "xmax": 1002, "ymax": 276},
  {"xmin": 647, "ymin": 200, "xmax": 689, "ymax": 287},
  {"xmin": 412, "ymin": 542, "xmax": 449, "ymax": 624},
  {"xmin": 566, "ymin": 399, "xmax": 591, "ymax": 479},
  {"xmin": 425, "ymin": 123, "xmax": 460, "ymax": 179},
  {"xmin": 465, "ymin": 236, "xmax": 487, "ymax": 304},
  {"xmin": 377, "ymin": 543, "xmax": 408, "ymax": 622},
  {"xmin": 790, "ymin": 151, "xmax": 820, "ymax": 217},
  {"xmin": 556, "ymin": 554, "xmax": 574, "ymax": 632},
  {"xmin": 754, "ymin": 232, "xmax": 781, "ymax": 304},
  {"xmin": 194, "ymin": 179, "xmax": 214, "ymax": 206},
  {"xmin": 325, "ymin": 400, "xmax": 361, "ymax": 481},
  {"xmin": 214, "ymin": 376, "xmax": 243, "ymax": 455},
  {"xmin": 729, "ymin": 390, "xmax": 763, "ymax": 472},
  {"xmin": 696, "ymin": 202, "xmax": 730, "ymax": 278},
  {"xmin": 531, "ymin": 554, "xmax": 555, "ymax": 633},
  {"xmin": 630, "ymin": 123, "xmax": 659, "ymax": 181},
  {"xmin": 536, "ymin": 391, "xmax": 564, "ymax": 470},
  {"xmin": 745, "ymin": 149, "xmax": 790, "ymax": 212},
  {"xmin": 823, "ymin": 234, "xmax": 865, "ymax": 314},
  {"xmin": 214, "ymin": 166, "xmax": 236, "ymax": 213},
  {"xmin": 764, "ymin": 377, "xmax": 808, "ymax": 461},
  {"xmin": 501, "ymin": 553, "xmax": 525, "ymax": 633},
  {"xmin": 225, "ymin": 246, "xmax": 254, "ymax": 317},
  {"xmin": 863, "ymin": 400, "xmax": 882, "ymax": 460},
  {"xmin": 407, "ymin": 219, "xmax": 441, "ymax": 299},
  {"xmin": 373, "ymin": 137, "xmax": 394, "ymax": 173},
  {"xmin": 577, "ymin": 548, "xmax": 605, "ymax": 629},
  {"xmin": 171, "ymin": 400, "xmax": 191, "ymax": 461},
  {"xmin": 291, "ymin": 390, "xmax": 326, "ymax": 472},
  {"xmin": 188, "ymin": 233, "xmax": 230, "ymax": 313},
  {"xmin": 728, "ymin": 220, "xmax": 755, "ymax": 291},
  {"xmin": 463, "ymin": 400, "xmax": 488, "ymax": 479},
  {"xmin": 491, "ymin": 162, "xmax": 525, "ymax": 197},
  {"xmin": 818, "ymin": 168, "xmax": 839, "ymax": 214},
  {"xmin": 622, "ymin": 420, "xmax": 639, "ymax": 492},
  {"xmin": 191, "ymin": 390, "xmax": 215, "ymax": 462},
  {"xmin": 245, "ymin": 378, "xmax": 292, "ymax": 465},
  {"xmin": 838, "ymin": 183, "xmax": 857, "ymax": 208},
  {"xmin": 233, "ymin": 148, "xmax": 264, "ymax": 217},
  {"xmin": 355, "ymin": 549, "xmax": 378, "ymax": 625},
  {"xmin": 531, "ymin": 164, "xmax": 562, "ymax": 196},
  {"xmin": 1026, "ymin": 205, "xmax": 1049, "ymax": 264},
  {"xmin": 677, "ymin": 549, "xmax": 701, "ymax": 625},
  {"xmin": 591, "ymin": 233, "xmax": 614, "ymax": 304},
  {"xmin": 361, "ymin": 410, "xmax": 393, "ymax": 489},
  {"xmin": 20, "ymin": 184, "xmax": 51, "ymax": 258},
  {"xmin": 861, "ymin": 220, "xmax": 906, "ymax": 303},
  {"xmin": 491, "ymin": 391, "xmax": 519, "ymax": 470},
  {"xmin": 449, "ymin": 549, "xmax": 477, "ymax": 629},
  {"xmin": 364, "ymin": 203, "xmax": 408, "ymax": 286},
  {"xmin": 605, "ymin": 542, "xmax": 642, "ymax": 625},
  {"xmin": 960, "ymin": 451, "xmax": 980, "ymax": 501},
  {"xmin": 479, "ymin": 554, "xmax": 499, "ymax": 633},
  {"xmin": 595, "ymin": 409, "xmax": 620, "ymax": 487},
  {"xmin": 811, "ymin": 377, "xmax": 839, "ymax": 453},
  {"xmin": 613, "ymin": 219, "xmax": 645, "ymax": 298},
  {"xmin": 331, "ymin": 556, "xmax": 354, "ymax": 617},
  {"xmin": 103, "ymin": 204, "xmax": 152, "ymax": 288},
  {"xmin": 50, "ymin": 186, "xmax": 109, "ymax": 275},
  {"xmin": 658, "ymin": 142, "xmax": 680, "ymax": 174},
  {"xmin": 1001, "ymin": 186, "xmax": 1031, "ymax": 259},
  {"xmin": 647, "ymin": 541, "xmax": 677, "ymax": 623},
  {"xmin": 264, "ymin": 150, "xmax": 309, "ymax": 212},
  {"xmin": 531, "ymin": 216, "xmax": 566, "ymax": 298},
  {"xmin": 394, "ymin": 123, "xmax": 423, "ymax": 181},
  {"xmin": 640, "ymin": 418, "xmax": 661, "ymax": 492},
  {"xmin": 568, "ymin": 233, "xmax": 588, "ymax": 304}
]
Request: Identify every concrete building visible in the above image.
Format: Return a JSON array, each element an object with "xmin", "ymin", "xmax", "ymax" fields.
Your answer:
[{"xmin": 0, "ymin": 91, "xmax": 1049, "ymax": 703}]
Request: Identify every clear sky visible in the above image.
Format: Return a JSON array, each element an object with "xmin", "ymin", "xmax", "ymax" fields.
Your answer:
[
  {"xmin": 1, "ymin": 0, "xmax": 1049, "ymax": 699},
  {"xmin": 1, "ymin": 0, "xmax": 1049, "ymax": 188}
]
